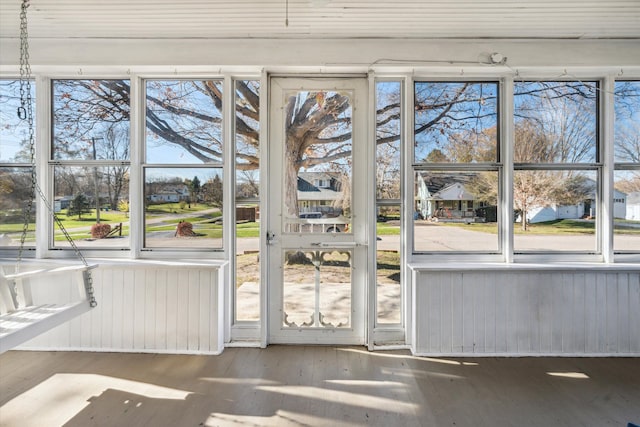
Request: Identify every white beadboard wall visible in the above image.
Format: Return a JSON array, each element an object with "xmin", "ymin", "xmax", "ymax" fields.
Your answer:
[
  {"xmin": 411, "ymin": 267, "xmax": 640, "ymax": 356},
  {"xmin": 16, "ymin": 262, "xmax": 226, "ymax": 354}
]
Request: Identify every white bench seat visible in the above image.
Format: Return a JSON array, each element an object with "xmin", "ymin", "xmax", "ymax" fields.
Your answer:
[{"xmin": 0, "ymin": 263, "xmax": 97, "ymax": 353}]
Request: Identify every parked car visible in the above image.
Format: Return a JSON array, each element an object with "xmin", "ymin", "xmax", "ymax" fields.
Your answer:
[{"xmin": 295, "ymin": 212, "xmax": 349, "ymax": 233}]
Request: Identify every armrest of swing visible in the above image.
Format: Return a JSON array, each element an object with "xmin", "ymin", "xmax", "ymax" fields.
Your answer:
[{"xmin": 3, "ymin": 264, "xmax": 98, "ymax": 281}]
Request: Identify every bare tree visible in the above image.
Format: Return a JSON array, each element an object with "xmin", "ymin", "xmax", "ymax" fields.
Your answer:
[{"xmin": 97, "ymin": 128, "xmax": 130, "ymax": 210}]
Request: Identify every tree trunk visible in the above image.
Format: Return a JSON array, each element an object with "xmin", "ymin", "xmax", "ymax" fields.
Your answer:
[
  {"xmin": 521, "ymin": 203, "xmax": 528, "ymax": 231},
  {"xmin": 284, "ymin": 137, "xmax": 300, "ymax": 225}
]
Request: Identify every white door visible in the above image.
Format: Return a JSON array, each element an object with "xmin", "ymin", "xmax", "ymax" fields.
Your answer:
[{"xmin": 267, "ymin": 77, "xmax": 369, "ymax": 345}]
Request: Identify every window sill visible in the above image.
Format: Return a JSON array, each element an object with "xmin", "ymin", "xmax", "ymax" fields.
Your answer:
[{"xmin": 408, "ymin": 262, "xmax": 640, "ymax": 272}]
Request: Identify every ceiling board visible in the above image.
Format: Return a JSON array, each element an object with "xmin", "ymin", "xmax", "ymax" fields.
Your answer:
[{"xmin": 0, "ymin": 0, "xmax": 638, "ymax": 40}]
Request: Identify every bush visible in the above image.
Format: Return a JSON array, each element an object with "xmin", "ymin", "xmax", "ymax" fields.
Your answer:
[
  {"xmin": 175, "ymin": 221, "xmax": 196, "ymax": 237},
  {"xmin": 91, "ymin": 223, "xmax": 112, "ymax": 239}
]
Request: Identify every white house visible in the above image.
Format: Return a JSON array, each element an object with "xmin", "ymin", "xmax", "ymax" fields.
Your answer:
[
  {"xmin": 147, "ymin": 185, "xmax": 190, "ymax": 203},
  {"xmin": 627, "ymin": 192, "xmax": 640, "ymax": 220}
]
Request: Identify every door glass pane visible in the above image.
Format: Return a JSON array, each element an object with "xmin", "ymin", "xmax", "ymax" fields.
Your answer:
[
  {"xmin": 282, "ymin": 250, "xmax": 352, "ymax": 328},
  {"xmin": 282, "ymin": 90, "xmax": 353, "ymax": 234}
]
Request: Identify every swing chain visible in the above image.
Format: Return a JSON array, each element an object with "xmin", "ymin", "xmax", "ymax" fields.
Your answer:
[
  {"xmin": 16, "ymin": 0, "xmax": 97, "ymax": 308},
  {"xmin": 16, "ymin": 0, "xmax": 34, "ymax": 273}
]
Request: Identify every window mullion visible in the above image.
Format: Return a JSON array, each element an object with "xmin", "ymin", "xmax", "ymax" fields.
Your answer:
[
  {"xmin": 502, "ymin": 76, "xmax": 514, "ymax": 263},
  {"xmin": 602, "ymin": 75, "xmax": 615, "ymax": 262},
  {"xmin": 37, "ymin": 76, "xmax": 50, "ymax": 258},
  {"xmin": 130, "ymin": 75, "xmax": 143, "ymax": 257}
]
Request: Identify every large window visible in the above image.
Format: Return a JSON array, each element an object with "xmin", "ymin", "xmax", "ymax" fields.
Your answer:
[
  {"xmin": 513, "ymin": 81, "xmax": 599, "ymax": 253},
  {"xmin": 52, "ymin": 79, "xmax": 131, "ymax": 249},
  {"xmin": 143, "ymin": 80, "xmax": 224, "ymax": 250},
  {"xmin": 614, "ymin": 81, "xmax": 640, "ymax": 254},
  {"xmin": 3, "ymin": 73, "xmax": 636, "ymax": 262},
  {"xmin": 413, "ymin": 81, "xmax": 500, "ymax": 253},
  {"xmin": 0, "ymin": 80, "xmax": 36, "ymax": 250}
]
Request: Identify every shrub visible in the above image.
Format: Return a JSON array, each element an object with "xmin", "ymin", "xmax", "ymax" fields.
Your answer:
[
  {"xmin": 118, "ymin": 199, "xmax": 129, "ymax": 216},
  {"xmin": 175, "ymin": 221, "xmax": 196, "ymax": 237},
  {"xmin": 91, "ymin": 223, "xmax": 112, "ymax": 239}
]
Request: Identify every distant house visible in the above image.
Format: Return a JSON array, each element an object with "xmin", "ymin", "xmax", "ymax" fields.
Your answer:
[
  {"xmin": 415, "ymin": 174, "xmax": 630, "ymax": 223},
  {"xmin": 54, "ymin": 195, "xmax": 74, "ymax": 212},
  {"xmin": 626, "ymin": 192, "xmax": 640, "ymax": 220},
  {"xmin": 415, "ymin": 174, "xmax": 483, "ymax": 220},
  {"xmin": 526, "ymin": 182, "xmax": 627, "ymax": 223},
  {"xmin": 148, "ymin": 184, "xmax": 190, "ymax": 203},
  {"xmin": 297, "ymin": 171, "xmax": 344, "ymax": 215}
]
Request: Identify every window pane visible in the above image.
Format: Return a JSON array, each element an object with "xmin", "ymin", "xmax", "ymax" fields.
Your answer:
[
  {"xmin": 614, "ymin": 170, "xmax": 640, "ymax": 252},
  {"xmin": 414, "ymin": 82, "xmax": 498, "ymax": 163},
  {"xmin": 145, "ymin": 80, "xmax": 223, "ymax": 164},
  {"xmin": 144, "ymin": 168, "xmax": 222, "ymax": 249},
  {"xmin": 513, "ymin": 170, "xmax": 597, "ymax": 252},
  {"xmin": 0, "ymin": 80, "xmax": 35, "ymax": 163},
  {"xmin": 514, "ymin": 81, "xmax": 597, "ymax": 163},
  {"xmin": 235, "ymin": 201, "xmax": 260, "ymax": 322},
  {"xmin": 414, "ymin": 171, "xmax": 499, "ymax": 252},
  {"xmin": 235, "ymin": 80, "xmax": 260, "ymax": 323},
  {"xmin": 614, "ymin": 81, "xmax": 640, "ymax": 163},
  {"xmin": 376, "ymin": 81, "xmax": 401, "ymax": 199},
  {"xmin": 53, "ymin": 165, "xmax": 130, "ymax": 248},
  {"xmin": 377, "ymin": 204, "xmax": 401, "ymax": 325},
  {"xmin": 376, "ymin": 81, "xmax": 401, "ymax": 325},
  {"xmin": 0, "ymin": 167, "xmax": 35, "ymax": 248},
  {"xmin": 52, "ymin": 80, "xmax": 130, "ymax": 160},
  {"xmin": 614, "ymin": 81, "xmax": 640, "ymax": 253}
]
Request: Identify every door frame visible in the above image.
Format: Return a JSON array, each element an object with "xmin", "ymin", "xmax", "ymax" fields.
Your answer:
[{"xmin": 264, "ymin": 74, "xmax": 373, "ymax": 346}]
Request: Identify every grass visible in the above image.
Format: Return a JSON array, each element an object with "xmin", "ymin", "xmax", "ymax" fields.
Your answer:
[
  {"xmin": 145, "ymin": 202, "xmax": 220, "ymax": 215},
  {"xmin": 237, "ymin": 222, "xmax": 260, "ymax": 238},
  {"xmin": 377, "ymin": 222, "xmax": 401, "ymax": 235}
]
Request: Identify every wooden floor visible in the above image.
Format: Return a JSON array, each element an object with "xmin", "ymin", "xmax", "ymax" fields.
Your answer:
[{"xmin": 1, "ymin": 347, "xmax": 639, "ymax": 427}]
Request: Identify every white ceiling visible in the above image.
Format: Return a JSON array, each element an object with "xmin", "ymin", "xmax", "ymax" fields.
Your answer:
[{"xmin": 0, "ymin": 0, "xmax": 639, "ymax": 41}]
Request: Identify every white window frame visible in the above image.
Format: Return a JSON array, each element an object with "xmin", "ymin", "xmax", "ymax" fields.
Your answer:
[{"xmin": 409, "ymin": 77, "xmax": 506, "ymax": 263}]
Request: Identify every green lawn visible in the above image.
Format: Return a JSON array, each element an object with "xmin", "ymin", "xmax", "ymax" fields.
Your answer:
[{"xmin": 145, "ymin": 202, "xmax": 220, "ymax": 215}]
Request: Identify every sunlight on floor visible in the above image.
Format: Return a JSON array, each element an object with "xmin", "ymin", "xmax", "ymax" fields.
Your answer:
[
  {"xmin": 0, "ymin": 373, "xmax": 191, "ymax": 427},
  {"xmin": 205, "ymin": 410, "xmax": 365, "ymax": 427},
  {"xmin": 255, "ymin": 385, "xmax": 418, "ymax": 413},
  {"xmin": 337, "ymin": 347, "xmax": 474, "ymax": 366},
  {"xmin": 546, "ymin": 371, "xmax": 590, "ymax": 379}
]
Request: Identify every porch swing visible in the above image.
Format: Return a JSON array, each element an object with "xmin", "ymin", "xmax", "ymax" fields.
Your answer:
[{"xmin": 0, "ymin": 0, "xmax": 97, "ymax": 354}]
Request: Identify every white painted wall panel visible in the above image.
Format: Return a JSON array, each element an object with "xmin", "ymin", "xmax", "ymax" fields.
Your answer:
[
  {"xmin": 16, "ymin": 263, "xmax": 225, "ymax": 355},
  {"xmin": 412, "ymin": 268, "xmax": 640, "ymax": 356}
]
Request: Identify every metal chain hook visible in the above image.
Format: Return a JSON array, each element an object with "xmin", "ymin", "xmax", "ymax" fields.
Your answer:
[{"xmin": 16, "ymin": 0, "xmax": 97, "ymax": 308}]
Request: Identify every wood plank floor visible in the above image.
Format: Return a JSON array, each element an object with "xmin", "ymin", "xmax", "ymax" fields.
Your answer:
[{"xmin": 1, "ymin": 347, "xmax": 639, "ymax": 426}]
